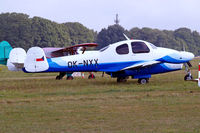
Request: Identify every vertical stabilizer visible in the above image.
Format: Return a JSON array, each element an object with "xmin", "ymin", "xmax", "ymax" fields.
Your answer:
[
  {"xmin": 24, "ymin": 47, "xmax": 49, "ymax": 72},
  {"xmin": 7, "ymin": 48, "xmax": 26, "ymax": 71}
]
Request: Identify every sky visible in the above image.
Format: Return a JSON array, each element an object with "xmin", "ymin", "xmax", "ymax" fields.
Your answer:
[{"xmin": 1, "ymin": 0, "xmax": 200, "ymax": 32}]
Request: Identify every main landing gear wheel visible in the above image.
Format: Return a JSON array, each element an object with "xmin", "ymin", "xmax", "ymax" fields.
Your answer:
[
  {"xmin": 88, "ymin": 74, "xmax": 95, "ymax": 79},
  {"xmin": 184, "ymin": 62, "xmax": 193, "ymax": 81},
  {"xmin": 138, "ymin": 78, "xmax": 149, "ymax": 84},
  {"xmin": 56, "ymin": 72, "xmax": 66, "ymax": 80},
  {"xmin": 56, "ymin": 76, "xmax": 61, "ymax": 80},
  {"xmin": 184, "ymin": 74, "xmax": 193, "ymax": 81},
  {"xmin": 117, "ymin": 77, "xmax": 127, "ymax": 83}
]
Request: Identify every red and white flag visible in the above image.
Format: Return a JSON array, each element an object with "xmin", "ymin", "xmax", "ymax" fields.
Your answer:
[{"xmin": 36, "ymin": 56, "xmax": 44, "ymax": 62}]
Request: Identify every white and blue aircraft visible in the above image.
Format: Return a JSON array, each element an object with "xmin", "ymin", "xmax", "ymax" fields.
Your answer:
[{"xmin": 7, "ymin": 35, "xmax": 194, "ymax": 84}]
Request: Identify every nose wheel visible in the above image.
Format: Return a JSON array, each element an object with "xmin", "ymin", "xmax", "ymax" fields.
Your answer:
[
  {"xmin": 184, "ymin": 74, "xmax": 193, "ymax": 81},
  {"xmin": 184, "ymin": 63, "xmax": 193, "ymax": 81}
]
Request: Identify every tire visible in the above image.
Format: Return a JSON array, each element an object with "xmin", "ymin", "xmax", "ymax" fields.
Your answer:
[
  {"xmin": 56, "ymin": 76, "xmax": 61, "ymax": 80},
  {"xmin": 56, "ymin": 72, "xmax": 66, "ymax": 80},
  {"xmin": 138, "ymin": 78, "xmax": 148, "ymax": 84},
  {"xmin": 184, "ymin": 74, "xmax": 193, "ymax": 81}
]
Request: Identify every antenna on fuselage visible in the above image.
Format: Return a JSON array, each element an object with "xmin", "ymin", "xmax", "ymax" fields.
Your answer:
[{"xmin": 123, "ymin": 33, "xmax": 130, "ymax": 40}]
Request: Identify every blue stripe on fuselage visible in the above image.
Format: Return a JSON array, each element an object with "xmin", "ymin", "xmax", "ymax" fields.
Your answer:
[
  {"xmin": 157, "ymin": 55, "xmax": 190, "ymax": 63},
  {"xmin": 45, "ymin": 58, "xmax": 143, "ymax": 72},
  {"xmin": 44, "ymin": 59, "xmax": 181, "ymax": 74}
]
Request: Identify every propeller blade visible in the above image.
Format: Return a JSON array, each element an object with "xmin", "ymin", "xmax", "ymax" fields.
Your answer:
[{"xmin": 187, "ymin": 61, "xmax": 192, "ymax": 67}]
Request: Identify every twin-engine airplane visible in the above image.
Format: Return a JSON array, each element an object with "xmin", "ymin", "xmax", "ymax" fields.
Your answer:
[{"xmin": 3, "ymin": 35, "xmax": 195, "ymax": 84}]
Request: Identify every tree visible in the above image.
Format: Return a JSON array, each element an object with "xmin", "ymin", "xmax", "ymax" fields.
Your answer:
[
  {"xmin": 63, "ymin": 22, "xmax": 95, "ymax": 45},
  {"xmin": 0, "ymin": 13, "xmax": 95, "ymax": 50},
  {"xmin": 96, "ymin": 24, "xmax": 128, "ymax": 49}
]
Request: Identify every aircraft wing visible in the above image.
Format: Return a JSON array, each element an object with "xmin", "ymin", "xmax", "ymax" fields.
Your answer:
[
  {"xmin": 50, "ymin": 43, "xmax": 98, "ymax": 58},
  {"xmin": 121, "ymin": 61, "xmax": 161, "ymax": 71}
]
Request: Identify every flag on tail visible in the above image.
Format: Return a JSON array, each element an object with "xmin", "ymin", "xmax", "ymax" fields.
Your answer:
[{"xmin": 36, "ymin": 56, "xmax": 44, "ymax": 62}]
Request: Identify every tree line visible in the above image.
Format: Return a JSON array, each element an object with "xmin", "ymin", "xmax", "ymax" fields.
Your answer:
[
  {"xmin": 0, "ymin": 13, "xmax": 95, "ymax": 50},
  {"xmin": 1, "ymin": 13, "xmax": 200, "ymax": 55}
]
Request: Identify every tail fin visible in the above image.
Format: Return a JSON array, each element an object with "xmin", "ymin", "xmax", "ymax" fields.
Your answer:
[
  {"xmin": 7, "ymin": 48, "xmax": 26, "ymax": 71},
  {"xmin": 0, "ymin": 41, "xmax": 12, "ymax": 65},
  {"xmin": 24, "ymin": 47, "xmax": 49, "ymax": 72}
]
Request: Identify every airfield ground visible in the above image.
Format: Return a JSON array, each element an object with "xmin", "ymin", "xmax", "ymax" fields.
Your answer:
[{"xmin": 0, "ymin": 59, "xmax": 200, "ymax": 133}]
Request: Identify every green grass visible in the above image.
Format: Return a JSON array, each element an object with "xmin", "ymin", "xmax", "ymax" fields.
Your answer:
[{"xmin": 0, "ymin": 60, "xmax": 200, "ymax": 133}]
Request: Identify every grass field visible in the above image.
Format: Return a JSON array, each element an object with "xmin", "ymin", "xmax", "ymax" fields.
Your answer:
[{"xmin": 0, "ymin": 59, "xmax": 200, "ymax": 133}]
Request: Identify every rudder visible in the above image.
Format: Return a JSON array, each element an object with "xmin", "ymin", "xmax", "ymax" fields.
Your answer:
[
  {"xmin": 24, "ymin": 47, "xmax": 49, "ymax": 72},
  {"xmin": 7, "ymin": 48, "xmax": 26, "ymax": 71}
]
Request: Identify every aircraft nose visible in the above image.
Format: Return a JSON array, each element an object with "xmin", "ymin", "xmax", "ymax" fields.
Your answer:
[{"xmin": 180, "ymin": 51, "xmax": 195, "ymax": 61}]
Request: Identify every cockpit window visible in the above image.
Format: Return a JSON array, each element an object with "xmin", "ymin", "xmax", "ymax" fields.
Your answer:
[
  {"xmin": 149, "ymin": 43, "xmax": 157, "ymax": 49},
  {"xmin": 116, "ymin": 44, "xmax": 129, "ymax": 55},
  {"xmin": 100, "ymin": 45, "xmax": 109, "ymax": 52},
  {"xmin": 131, "ymin": 42, "xmax": 150, "ymax": 53}
]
